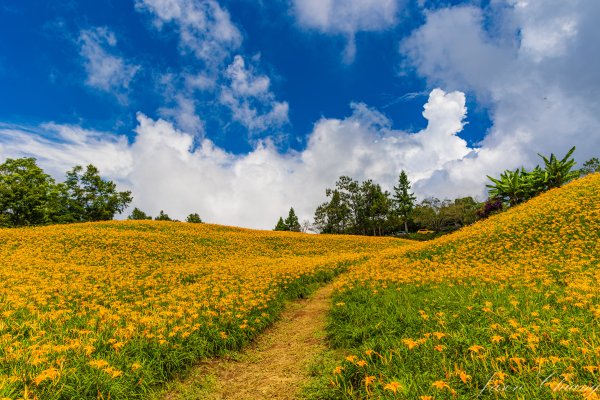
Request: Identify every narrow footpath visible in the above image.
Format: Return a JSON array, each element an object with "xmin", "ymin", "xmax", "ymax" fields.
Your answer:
[{"xmin": 163, "ymin": 283, "xmax": 335, "ymax": 400}]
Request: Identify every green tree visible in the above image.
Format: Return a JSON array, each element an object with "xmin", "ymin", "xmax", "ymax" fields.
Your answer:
[
  {"xmin": 284, "ymin": 207, "xmax": 301, "ymax": 232},
  {"xmin": 579, "ymin": 157, "xmax": 600, "ymax": 176},
  {"xmin": 58, "ymin": 165, "xmax": 132, "ymax": 222},
  {"xmin": 154, "ymin": 210, "xmax": 172, "ymax": 221},
  {"xmin": 445, "ymin": 197, "xmax": 480, "ymax": 227},
  {"xmin": 186, "ymin": 213, "xmax": 203, "ymax": 223},
  {"xmin": 313, "ymin": 189, "xmax": 350, "ymax": 234},
  {"xmin": 274, "ymin": 216, "xmax": 288, "ymax": 231},
  {"xmin": 392, "ymin": 170, "xmax": 416, "ymax": 233},
  {"xmin": 128, "ymin": 207, "xmax": 152, "ymax": 220},
  {"xmin": 0, "ymin": 158, "xmax": 56, "ymax": 227},
  {"xmin": 412, "ymin": 197, "xmax": 453, "ymax": 232}
]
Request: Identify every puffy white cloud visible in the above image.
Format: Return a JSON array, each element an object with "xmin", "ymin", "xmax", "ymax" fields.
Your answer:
[
  {"xmin": 401, "ymin": 1, "xmax": 600, "ymax": 197},
  {"xmin": 134, "ymin": 0, "xmax": 242, "ymax": 69},
  {"xmin": 79, "ymin": 27, "xmax": 140, "ymax": 100},
  {"xmin": 219, "ymin": 55, "xmax": 289, "ymax": 132},
  {"xmin": 291, "ymin": 0, "xmax": 401, "ymax": 62},
  {"xmin": 0, "ymin": 89, "xmax": 474, "ymax": 229}
]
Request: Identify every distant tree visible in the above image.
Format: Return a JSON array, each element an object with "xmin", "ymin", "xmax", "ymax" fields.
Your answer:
[
  {"xmin": 412, "ymin": 197, "xmax": 453, "ymax": 232},
  {"xmin": 392, "ymin": 170, "xmax": 416, "ymax": 233},
  {"xmin": 155, "ymin": 210, "xmax": 172, "ymax": 221},
  {"xmin": 128, "ymin": 207, "xmax": 152, "ymax": 220},
  {"xmin": 58, "ymin": 164, "xmax": 132, "ymax": 222},
  {"xmin": 446, "ymin": 197, "xmax": 480, "ymax": 227},
  {"xmin": 313, "ymin": 189, "xmax": 350, "ymax": 234},
  {"xmin": 300, "ymin": 219, "xmax": 313, "ymax": 233},
  {"xmin": 186, "ymin": 213, "xmax": 203, "ymax": 223},
  {"xmin": 579, "ymin": 157, "xmax": 600, "ymax": 176},
  {"xmin": 0, "ymin": 157, "xmax": 56, "ymax": 227},
  {"xmin": 284, "ymin": 207, "xmax": 301, "ymax": 232},
  {"xmin": 274, "ymin": 217, "xmax": 287, "ymax": 231}
]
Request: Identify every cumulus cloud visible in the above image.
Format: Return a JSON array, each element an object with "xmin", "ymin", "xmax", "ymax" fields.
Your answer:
[
  {"xmin": 0, "ymin": 89, "xmax": 475, "ymax": 229},
  {"xmin": 135, "ymin": 0, "xmax": 242, "ymax": 70},
  {"xmin": 79, "ymin": 27, "xmax": 140, "ymax": 101},
  {"xmin": 219, "ymin": 55, "xmax": 289, "ymax": 132},
  {"xmin": 291, "ymin": 0, "xmax": 401, "ymax": 62},
  {"xmin": 401, "ymin": 1, "xmax": 600, "ymax": 197}
]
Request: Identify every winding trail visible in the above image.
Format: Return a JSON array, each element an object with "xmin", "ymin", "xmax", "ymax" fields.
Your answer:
[{"xmin": 163, "ymin": 283, "xmax": 334, "ymax": 400}]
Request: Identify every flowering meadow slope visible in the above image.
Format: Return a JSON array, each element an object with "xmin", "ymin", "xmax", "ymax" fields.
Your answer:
[
  {"xmin": 0, "ymin": 221, "xmax": 402, "ymax": 399},
  {"xmin": 322, "ymin": 173, "xmax": 600, "ymax": 399}
]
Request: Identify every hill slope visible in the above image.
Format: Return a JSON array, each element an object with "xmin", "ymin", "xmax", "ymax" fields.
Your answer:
[
  {"xmin": 318, "ymin": 173, "xmax": 600, "ymax": 399},
  {"xmin": 0, "ymin": 221, "xmax": 402, "ymax": 399}
]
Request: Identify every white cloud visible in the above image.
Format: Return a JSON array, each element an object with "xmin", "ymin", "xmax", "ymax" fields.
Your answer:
[
  {"xmin": 0, "ymin": 89, "xmax": 474, "ymax": 229},
  {"xmin": 291, "ymin": 0, "xmax": 401, "ymax": 62},
  {"xmin": 79, "ymin": 27, "xmax": 140, "ymax": 100},
  {"xmin": 135, "ymin": 0, "xmax": 242, "ymax": 69},
  {"xmin": 401, "ymin": 1, "xmax": 600, "ymax": 197},
  {"xmin": 219, "ymin": 55, "xmax": 289, "ymax": 132}
]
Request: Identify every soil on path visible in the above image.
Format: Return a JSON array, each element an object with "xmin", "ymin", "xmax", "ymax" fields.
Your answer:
[{"xmin": 163, "ymin": 284, "xmax": 334, "ymax": 400}]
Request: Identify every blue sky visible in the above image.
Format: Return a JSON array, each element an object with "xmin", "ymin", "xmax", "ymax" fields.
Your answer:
[
  {"xmin": 1, "ymin": 0, "xmax": 599, "ymax": 229},
  {"xmin": 0, "ymin": 0, "xmax": 491, "ymax": 153}
]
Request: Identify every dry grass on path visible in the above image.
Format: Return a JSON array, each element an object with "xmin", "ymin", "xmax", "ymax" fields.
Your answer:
[{"xmin": 161, "ymin": 284, "xmax": 335, "ymax": 400}]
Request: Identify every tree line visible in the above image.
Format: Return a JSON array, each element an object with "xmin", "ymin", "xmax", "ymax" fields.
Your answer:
[
  {"xmin": 0, "ymin": 157, "xmax": 203, "ymax": 228},
  {"xmin": 292, "ymin": 147, "xmax": 598, "ymax": 236}
]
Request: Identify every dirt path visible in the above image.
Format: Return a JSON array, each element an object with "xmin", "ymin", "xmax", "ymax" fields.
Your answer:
[{"xmin": 163, "ymin": 284, "xmax": 334, "ymax": 400}]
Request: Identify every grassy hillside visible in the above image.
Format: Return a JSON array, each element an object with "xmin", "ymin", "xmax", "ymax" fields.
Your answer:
[
  {"xmin": 0, "ymin": 221, "xmax": 402, "ymax": 399},
  {"xmin": 315, "ymin": 173, "xmax": 600, "ymax": 399}
]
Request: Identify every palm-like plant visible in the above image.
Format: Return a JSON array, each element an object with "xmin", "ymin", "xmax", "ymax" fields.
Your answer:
[
  {"xmin": 486, "ymin": 169, "xmax": 528, "ymax": 206},
  {"xmin": 538, "ymin": 146, "xmax": 578, "ymax": 188}
]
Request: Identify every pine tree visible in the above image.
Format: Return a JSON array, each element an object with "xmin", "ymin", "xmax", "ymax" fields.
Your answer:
[
  {"xmin": 274, "ymin": 216, "xmax": 288, "ymax": 231},
  {"xmin": 284, "ymin": 207, "xmax": 301, "ymax": 232},
  {"xmin": 393, "ymin": 170, "xmax": 416, "ymax": 233}
]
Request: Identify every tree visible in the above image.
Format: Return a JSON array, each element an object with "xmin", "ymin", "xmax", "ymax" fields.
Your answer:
[
  {"xmin": 0, "ymin": 158, "xmax": 56, "ymax": 227},
  {"xmin": 58, "ymin": 164, "xmax": 132, "ymax": 222},
  {"xmin": 128, "ymin": 207, "xmax": 152, "ymax": 220},
  {"xmin": 284, "ymin": 207, "xmax": 301, "ymax": 232},
  {"xmin": 186, "ymin": 213, "xmax": 203, "ymax": 223},
  {"xmin": 392, "ymin": 170, "xmax": 416, "ymax": 233},
  {"xmin": 445, "ymin": 197, "xmax": 480, "ymax": 226},
  {"xmin": 274, "ymin": 217, "xmax": 287, "ymax": 231},
  {"xmin": 412, "ymin": 197, "xmax": 453, "ymax": 232},
  {"xmin": 155, "ymin": 210, "xmax": 172, "ymax": 221},
  {"xmin": 300, "ymin": 219, "xmax": 313, "ymax": 233},
  {"xmin": 579, "ymin": 157, "xmax": 600, "ymax": 176}
]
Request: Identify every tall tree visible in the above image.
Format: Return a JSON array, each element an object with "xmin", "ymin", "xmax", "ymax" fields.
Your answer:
[
  {"xmin": 58, "ymin": 165, "xmax": 132, "ymax": 222},
  {"xmin": 284, "ymin": 207, "xmax": 301, "ymax": 232},
  {"xmin": 0, "ymin": 158, "xmax": 56, "ymax": 227},
  {"xmin": 392, "ymin": 170, "xmax": 416, "ymax": 233}
]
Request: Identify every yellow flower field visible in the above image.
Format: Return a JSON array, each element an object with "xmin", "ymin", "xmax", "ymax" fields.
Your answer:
[
  {"xmin": 322, "ymin": 173, "xmax": 600, "ymax": 399},
  {"xmin": 0, "ymin": 221, "xmax": 402, "ymax": 399}
]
